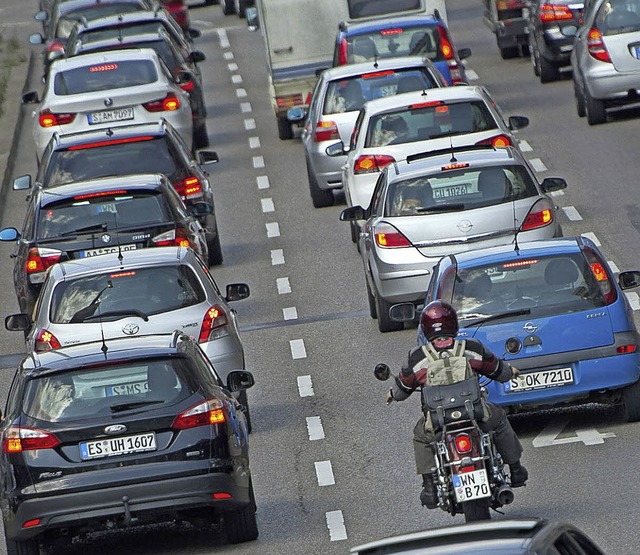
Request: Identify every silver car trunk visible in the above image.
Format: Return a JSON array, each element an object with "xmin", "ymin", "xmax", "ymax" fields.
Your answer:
[
  {"xmin": 604, "ymin": 30, "xmax": 640, "ymax": 73},
  {"xmin": 50, "ymin": 85, "xmax": 173, "ymax": 114}
]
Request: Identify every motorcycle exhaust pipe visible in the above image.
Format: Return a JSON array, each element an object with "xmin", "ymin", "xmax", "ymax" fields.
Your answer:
[{"xmin": 496, "ymin": 484, "xmax": 514, "ymax": 505}]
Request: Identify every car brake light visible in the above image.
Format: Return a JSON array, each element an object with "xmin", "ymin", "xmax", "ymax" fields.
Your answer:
[
  {"xmin": 587, "ymin": 28, "xmax": 611, "ymax": 63},
  {"xmin": 74, "ymin": 190, "xmax": 127, "ymax": 200},
  {"xmin": 143, "ymin": 94, "xmax": 181, "ymax": 112},
  {"xmin": 410, "ymin": 101, "xmax": 444, "ymax": 109},
  {"xmin": 47, "ymin": 40, "xmax": 64, "ymax": 53},
  {"xmin": 338, "ymin": 37, "xmax": 348, "ymax": 65},
  {"xmin": 172, "ymin": 399, "xmax": 226, "ymax": 430},
  {"xmin": 454, "ymin": 433, "xmax": 472, "ymax": 454},
  {"xmin": 199, "ymin": 305, "xmax": 229, "ymax": 342},
  {"xmin": 34, "ymin": 329, "xmax": 62, "ymax": 352},
  {"xmin": 213, "ymin": 492, "xmax": 233, "ymax": 500},
  {"xmin": 361, "ymin": 70, "xmax": 395, "ymax": 79},
  {"xmin": 520, "ymin": 200, "xmax": 554, "ymax": 231},
  {"xmin": 3, "ymin": 427, "xmax": 61, "ymax": 453},
  {"xmin": 38, "ymin": 110, "xmax": 76, "ymax": 128},
  {"xmin": 583, "ymin": 247, "xmax": 617, "ymax": 304},
  {"xmin": 618, "ymin": 345, "xmax": 637, "ymax": 354},
  {"xmin": 539, "ymin": 3, "xmax": 574, "ymax": 21},
  {"xmin": 26, "ymin": 247, "xmax": 62, "ymax": 278},
  {"xmin": 173, "ymin": 176, "xmax": 203, "ymax": 200},
  {"xmin": 476, "ymin": 134, "xmax": 512, "ymax": 147},
  {"xmin": 67, "ymin": 136, "xmax": 155, "ymax": 150},
  {"xmin": 152, "ymin": 227, "xmax": 191, "ymax": 248},
  {"xmin": 438, "ymin": 25, "xmax": 454, "ymax": 60},
  {"xmin": 354, "ymin": 154, "xmax": 395, "ymax": 174},
  {"xmin": 22, "ymin": 519, "xmax": 42, "ymax": 529},
  {"xmin": 447, "ymin": 60, "xmax": 463, "ymax": 84},
  {"xmin": 314, "ymin": 120, "xmax": 340, "ymax": 142},
  {"xmin": 374, "ymin": 222, "xmax": 411, "ymax": 248}
]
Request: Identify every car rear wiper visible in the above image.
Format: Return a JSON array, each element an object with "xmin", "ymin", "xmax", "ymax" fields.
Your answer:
[
  {"xmin": 60, "ymin": 223, "xmax": 108, "ymax": 237},
  {"xmin": 79, "ymin": 309, "xmax": 150, "ymax": 323},
  {"xmin": 417, "ymin": 203, "xmax": 465, "ymax": 213},
  {"xmin": 463, "ymin": 308, "xmax": 531, "ymax": 327},
  {"xmin": 109, "ymin": 400, "xmax": 164, "ymax": 412}
]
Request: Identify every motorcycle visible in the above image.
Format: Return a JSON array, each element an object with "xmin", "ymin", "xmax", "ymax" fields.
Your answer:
[{"xmin": 374, "ymin": 363, "xmax": 515, "ymax": 522}]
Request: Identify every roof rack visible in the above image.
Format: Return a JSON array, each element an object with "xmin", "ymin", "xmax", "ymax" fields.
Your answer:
[{"xmin": 406, "ymin": 143, "xmax": 502, "ymax": 165}]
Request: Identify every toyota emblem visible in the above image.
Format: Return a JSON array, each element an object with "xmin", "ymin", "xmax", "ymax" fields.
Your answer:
[
  {"xmin": 104, "ymin": 424, "xmax": 127, "ymax": 435},
  {"xmin": 523, "ymin": 322, "xmax": 538, "ymax": 333},
  {"xmin": 101, "ymin": 233, "xmax": 111, "ymax": 244},
  {"xmin": 122, "ymin": 323, "xmax": 139, "ymax": 335}
]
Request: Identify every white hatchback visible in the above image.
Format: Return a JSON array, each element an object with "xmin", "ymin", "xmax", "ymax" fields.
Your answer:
[
  {"xmin": 25, "ymin": 48, "xmax": 193, "ymax": 160},
  {"xmin": 336, "ymin": 86, "xmax": 529, "ymax": 222}
]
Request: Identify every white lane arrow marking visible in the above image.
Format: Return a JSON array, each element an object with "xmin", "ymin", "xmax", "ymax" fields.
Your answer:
[{"xmin": 532, "ymin": 418, "xmax": 615, "ymax": 448}]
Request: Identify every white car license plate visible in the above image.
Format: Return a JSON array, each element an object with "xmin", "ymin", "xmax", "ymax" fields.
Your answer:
[
  {"xmin": 80, "ymin": 432, "xmax": 156, "ymax": 460},
  {"xmin": 505, "ymin": 367, "xmax": 574, "ymax": 393},
  {"xmin": 79, "ymin": 244, "xmax": 137, "ymax": 258},
  {"xmin": 433, "ymin": 184, "xmax": 469, "ymax": 199},
  {"xmin": 88, "ymin": 107, "xmax": 134, "ymax": 125},
  {"xmin": 453, "ymin": 469, "xmax": 490, "ymax": 502}
]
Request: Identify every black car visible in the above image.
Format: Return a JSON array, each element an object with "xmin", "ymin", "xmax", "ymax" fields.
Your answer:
[
  {"xmin": 63, "ymin": 27, "xmax": 209, "ymax": 147},
  {"xmin": 527, "ymin": 0, "xmax": 584, "ymax": 82},
  {"xmin": 0, "ymin": 332, "xmax": 257, "ymax": 555},
  {"xmin": 0, "ymin": 174, "xmax": 211, "ymax": 315},
  {"xmin": 12, "ymin": 120, "xmax": 223, "ymax": 266}
]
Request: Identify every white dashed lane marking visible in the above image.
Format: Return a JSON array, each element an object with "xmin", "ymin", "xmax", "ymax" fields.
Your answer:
[
  {"xmin": 217, "ymin": 29, "xmax": 230, "ymax": 48},
  {"xmin": 223, "ymin": 51, "xmax": 234, "ymax": 60},
  {"xmin": 290, "ymin": 339, "xmax": 307, "ymax": 359},
  {"xmin": 326, "ymin": 511, "xmax": 348, "ymax": 541},
  {"xmin": 626, "ymin": 292, "xmax": 640, "ymax": 310},
  {"xmin": 297, "ymin": 375, "xmax": 314, "ymax": 397},
  {"xmin": 608, "ymin": 261, "xmax": 620, "ymax": 274},
  {"xmin": 283, "ymin": 307, "xmax": 298, "ymax": 320},
  {"xmin": 581, "ymin": 232, "xmax": 601, "ymax": 247},
  {"xmin": 276, "ymin": 277, "xmax": 291, "ymax": 293},
  {"xmin": 562, "ymin": 206, "xmax": 583, "ymax": 221},
  {"xmin": 253, "ymin": 155, "xmax": 265, "ymax": 168},
  {"xmin": 529, "ymin": 158, "xmax": 547, "ymax": 172},
  {"xmin": 315, "ymin": 461, "xmax": 335, "ymax": 486},
  {"xmin": 228, "ymin": 62, "xmax": 239, "ymax": 71},
  {"xmin": 306, "ymin": 416, "xmax": 325, "ymax": 440},
  {"xmin": 271, "ymin": 249, "xmax": 285, "ymax": 265},
  {"xmin": 249, "ymin": 136, "xmax": 261, "ymax": 149},
  {"xmin": 240, "ymin": 102, "xmax": 252, "ymax": 113},
  {"xmin": 465, "ymin": 69, "xmax": 479, "ymax": 81},
  {"xmin": 266, "ymin": 222, "xmax": 280, "ymax": 237},
  {"xmin": 244, "ymin": 118, "xmax": 256, "ymax": 130},
  {"xmin": 257, "ymin": 175, "xmax": 270, "ymax": 189},
  {"xmin": 235, "ymin": 88, "xmax": 248, "ymax": 98},
  {"xmin": 261, "ymin": 198, "xmax": 275, "ymax": 213},
  {"xmin": 231, "ymin": 74, "xmax": 243, "ymax": 84},
  {"xmin": 518, "ymin": 140, "xmax": 532, "ymax": 152}
]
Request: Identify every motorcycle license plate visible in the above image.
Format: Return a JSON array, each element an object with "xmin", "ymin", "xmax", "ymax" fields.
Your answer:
[{"xmin": 453, "ymin": 469, "xmax": 491, "ymax": 503}]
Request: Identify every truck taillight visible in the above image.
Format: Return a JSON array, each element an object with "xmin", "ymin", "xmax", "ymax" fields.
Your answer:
[
  {"xmin": 38, "ymin": 110, "xmax": 76, "ymax": 127},
  {"xmin": 3, "ymin": 427, "xmax": 60, "ymax": 453},
  {"xmin": 314, "ymin": 120, "xmax": 340, "ymax": 142},
  {"xmin": 587, "ymin": 28, "xmax": 611, "ymax": 63},
  {"xmin": 34, "ymin": 329, "xmax": 62, "ymax": 352},
  {"xmin": 199, "ymin": 305, "xmax": 229, "ymax": 342},
  {"xmin": 143, "ymin": 94, "xmax": 181, "ymax": 112},
  {"xmin": 539, "ymin": 3, "xmax": 574, "ymax": 21},
  {"xmin": 276, "ymin": 93, "xmax": 303, "ymax": 108},
  {"xmin": 354, "ymin": 154, "xmax": 395, "ymax": 174},
  {"xmin": 172, "ymin": 399, "xmax": 226, "ymax": 430}
]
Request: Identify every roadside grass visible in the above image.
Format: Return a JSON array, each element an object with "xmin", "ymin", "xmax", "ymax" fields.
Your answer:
[{"xmin": 0, "ymin": 33, "xmax": 28, "ymax": 119}]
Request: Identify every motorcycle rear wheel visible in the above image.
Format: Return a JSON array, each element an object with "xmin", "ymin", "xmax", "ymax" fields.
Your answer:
[{"xmin": 462, "ymin": 499, "xmax": 491, "ymax": 522}]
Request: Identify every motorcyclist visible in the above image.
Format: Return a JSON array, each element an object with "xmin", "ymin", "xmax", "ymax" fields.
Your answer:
[{"xmin": 386, "ymin": 300, "xmax": 528, "ymax": 508}]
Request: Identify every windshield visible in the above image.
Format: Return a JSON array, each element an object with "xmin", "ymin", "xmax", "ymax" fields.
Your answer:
[
  {"xmin": 56, "ymin": 4, "xmax": 144, "ymax": 38},
  {"xmin": 449, "ymin": 254, "xmax": 611, "ymax": 324},
  {"xmin": 365, "ymin": 100, "xmax": 498, "ymax": 147},
  {"xmin": 384, "ymin": 165, "xmax": 538, "ymax": 216},
  {"xmin": 54, "ymin": 59, "xmax": 158, "ymax": 95},
  {"xmin": 50, "ymin": 265, "xmax": 205, "ymax": 324}
]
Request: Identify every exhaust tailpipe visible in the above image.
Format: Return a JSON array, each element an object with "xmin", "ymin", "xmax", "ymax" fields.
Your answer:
[{"xmin": 496, "ymin": 484, "xmax": 514, "ymax": 506}]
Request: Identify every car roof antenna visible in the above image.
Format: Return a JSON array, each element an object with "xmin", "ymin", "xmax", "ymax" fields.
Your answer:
[
  {"xmin": 374, "ymin": 54, "xmax": 378, "ymax": 69},
  {"xmin": 448, "ymin": 136, "xmax": 457, "ymax": 163},
  {"xmin": 512, "ymin": 197, "xmax": 520, "ymax": 252},
  {"xmin": 97, "ymin": 281, "xmax": 113, "ymax": 357},
  {"xmin": 111, "ymin": 211, "xmax": 124, "ymax": 266}
]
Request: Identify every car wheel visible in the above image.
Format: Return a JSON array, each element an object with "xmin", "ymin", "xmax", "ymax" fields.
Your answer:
[
  {"xmin": 237, "ymin": 0, "xmax": 248, "ymax": 17},
  {"xmin": 574, "ymin": 79, "xmax": 586, "ymax": 118},
  {"xmin": 5, "ymin": 537, "xmax": 39, "ymax": 555},
  {"xmin": 207, "ymin": 231, "xmax": 223, "ymax": 266},
  {"xmin": 539, "ymin": 56, "xmax": 560, "ymax": 83},
  {"xmin": 307, "ymin": 162, "xmax": 334, "ymax": 208},
  {"xmin": 530, "ymin": 41, "xmax": 540, "ymax": 77},
  {"xmin": 221, "ymin": 0, "xmax": 234, "ymax": 15},
  {"xmin": 238, "ymin": 389, "xmax": 252, "ymax": 434},
  {"xmin": 374, "ymin": 289, "xmax": 403, "ymax": 333},
  {"xmin": 585, "ymin": 88, "xmax": 607, "ymax": 125},
  {"xmin": 224, "ymin": 499, "xmax": 258, "ymax": 543},
  {"xmin": 194, "ymin": 120, "xmax": 210, "ymax": 149},
  {"xmin": 350, "ymin": 220, "xmax": 360, "ymax": 244},
  {"xmin": 623, "ymin": 379, "xmax": 640, "ymax": 422},
  {"xmin": 365, "ymin": 280, "xmax": 377, "ymax": 319},
  {"xmin": 277, "ymin": 116, "xmax": 293, "ymax": 140}
]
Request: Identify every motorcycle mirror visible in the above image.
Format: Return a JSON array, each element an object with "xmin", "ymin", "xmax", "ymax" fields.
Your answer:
[{"xmin": 374, "ymin": 363, "xmax": 391, "ymax": 381}]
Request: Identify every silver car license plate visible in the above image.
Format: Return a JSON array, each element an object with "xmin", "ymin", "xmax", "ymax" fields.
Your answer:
[{"xmin": 88, "ymin": 107, "xmax": 134, "ymax": 125}]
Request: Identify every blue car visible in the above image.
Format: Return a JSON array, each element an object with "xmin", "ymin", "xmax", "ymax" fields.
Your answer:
[
  {"xmin": 332, "ymin": 15, "xmax": 471, "ymax": 86},
  {"xmin": 413, "ymin": 237, "xmax": 640, "ymax": 420}
]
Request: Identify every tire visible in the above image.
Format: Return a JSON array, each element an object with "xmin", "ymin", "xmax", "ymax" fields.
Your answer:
[
  {"xmin": 238, "ymin": 389, "xmax": 252, "ymax": 434},
  {"xmin": 539, "ymin": 56, "xmax": 560, "ymax": 83},
  {"xmin": 374, "ymin": 289, "xmax": 403, "ymax": 333},
  {"xmin": 585, "ymin": 89, "xmax": 607, "ymax": 125},
  {"xmin": 365, "ymin": 280, "xmax": 377, "ymax": 319},
  {"xmin": 574, "ymin": 79, "xmax": 586, "ymax": 118},
  {"xmin": 307, "ymin": 163, "xmax": 334, "ymax": 208},
  {"xmin": 462, "ymin": 499, "xmax": 491, "ymax": 523},
  {"xmin": 224, "ymin": 500, "xmax": 258, "ymax": 544},
  {"xmin": 207, "ymin": 231, "xmax": 223, "ymax": 266},
  {"xmin": 5, "ymin": 538, "xmax": 39, "ymax": 555},
  {"xmin": 237, "ymin": 0, "xmax": 247, "ymax": 17},
  {"xmin": 499, "ymin": 45, "xmax": 519, "ymax": 60},
  {"xmin": 349, "ymin": 221, "xmax": 359, "ymax": 244},
  {"xmin": 623, "ymin": 379, "xmax": 640, "ymax": 422},
  {"xmin": 194, "ymin": 120, "xmax": 210, "ymax": 149},
  {"xmin": 221, "ymin": 0, "xmax": 234, "ymax": 15},
  {"xmin": 530, "ymin": 42, "xmax": 540, "ymax": 77},
  {"xmin": 277, "ymin": 117, "xmax": 293, "ymax": 140}
]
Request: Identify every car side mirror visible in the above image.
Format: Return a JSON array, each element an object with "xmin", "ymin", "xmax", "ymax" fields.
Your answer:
[
  {"xmin": 5, "ymin": 313, "xmax": 32, "ymax": 333},
  {"xmin": 389, "ymin": 302, "xmax": 417, "ymax": 323},
  {"xmin": 619, "ymin": 271, "xmax": 640, "ymax": 290},
  {"xmin": 326, "ymin": 141, "xmax": 348, "ymax": 157},
  {"xmin": 190, "ymin": 50, "xmax": 206, "ymax": 63},
  {"xmin": 540, "ymin": 176, "xmax": 568, "ymax": 193},
  {"xmin": 226, "ymin": 283, "xmax": 250, "ymax": 302},
  {"xmin": 34, "ymin": 11, "xmax": 48, "ymax": 22},
  {"xmin": 190, "ymin": 202, "xmax": 213, "ymax": 217},
  {"xmin": 29, "ymin": 33, "xmax": 44, "ymax": 45},
  {"xmin": 188, "ymin": 28, "xmax": 201, "ymax": 39},
  {"xmin": 508, "ymin": 115, "xmax": 529, "ymax": 130},
  {"xmin": 22, "ymin": 91, "xmax": 39, "ymax": 105},
  {"xmin": 287, "ymin": 106, "xmax": 307, "ymax": 122},
  {"xmin": 13, "ymin": 175, "xmax": 32, "ymax": 190},
  {"xmin": 246, "ymin": 7, "xmax": 259, "ymax": 30},
  {"xmin": 458, "ymin": 47, "xmax": 472, "ymax": 60},
  {"xmin": 226, "ymin": 370, "xmax": 255, "ymax": 392},
  {"xmin": 197, "ymin": 150, "xmax": 219, "ymax": 165},
  {"xmin": 0, "ymin": 227, "xmax": 20, "ymax": 241},
  {"xmin": 340, "ymin": 205, "xmax": 366, "ymax": 221}
]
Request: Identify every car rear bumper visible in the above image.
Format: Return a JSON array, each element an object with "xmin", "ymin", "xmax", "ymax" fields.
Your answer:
[
  {"xmin": 306, "ymin": 147, "xmax": 345, "ymax": 191},
  {"xmin": 5, "ymin": 471, "xmax": 251, "ymax": 541},
  {"xmin": 582, "ymin": 63, "xmax": 640, "ymax": 100},
  {"xmin": 539, "ymin": 31, "xmax": 575, "ymax": 63}
]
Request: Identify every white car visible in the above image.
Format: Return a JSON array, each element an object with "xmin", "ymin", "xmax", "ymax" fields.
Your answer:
[
  {"xmin": 335, "ymin": 86, "xmax": 530, "ymax": 235},
  {"xmin": 25, "ymin": 48, "xmax": 193, "ymax": 160}
]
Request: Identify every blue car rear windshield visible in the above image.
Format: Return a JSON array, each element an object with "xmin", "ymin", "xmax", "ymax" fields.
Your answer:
[{"xmin": 54, "ymin": 60, "xmax": 158, "ymax": 95}]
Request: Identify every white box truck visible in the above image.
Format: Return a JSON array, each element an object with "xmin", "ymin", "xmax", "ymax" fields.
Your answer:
[{"xmin": 248, "ymin": 0, "xmax": 447, "ymax": 139}]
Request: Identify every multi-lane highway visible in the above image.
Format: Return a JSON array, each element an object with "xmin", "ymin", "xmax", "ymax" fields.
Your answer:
[{"xmin": 1, "ymin": 1, "xmax": 639, "ymax": 553}]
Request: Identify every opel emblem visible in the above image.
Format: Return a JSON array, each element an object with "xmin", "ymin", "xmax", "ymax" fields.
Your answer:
[
  {"xmin": 523, "ymin": 322, "xmax": 538, "ymax": 333},
  {"xmin": 104, "ymin": 97, "xmax": 113, "ymax": 107},
  {"xmin": 101, "ymin": 233, "xmax": 111, "ymax": 244},
  {"xmin": 122, "ymin": 323, "xmax": 139, "ymax": 335},
  {"xmin": 457, "ymin": 219, "xmax": 473, "ymax": 233},
  {"xmin": 105, "ymin": 424, "xmax": 127, "ymax": 435}
]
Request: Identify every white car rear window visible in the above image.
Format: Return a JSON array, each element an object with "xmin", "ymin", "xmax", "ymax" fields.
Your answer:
[{"xmin": 54, "ymin": 60, "xmax": 158, "ymax": 95}]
